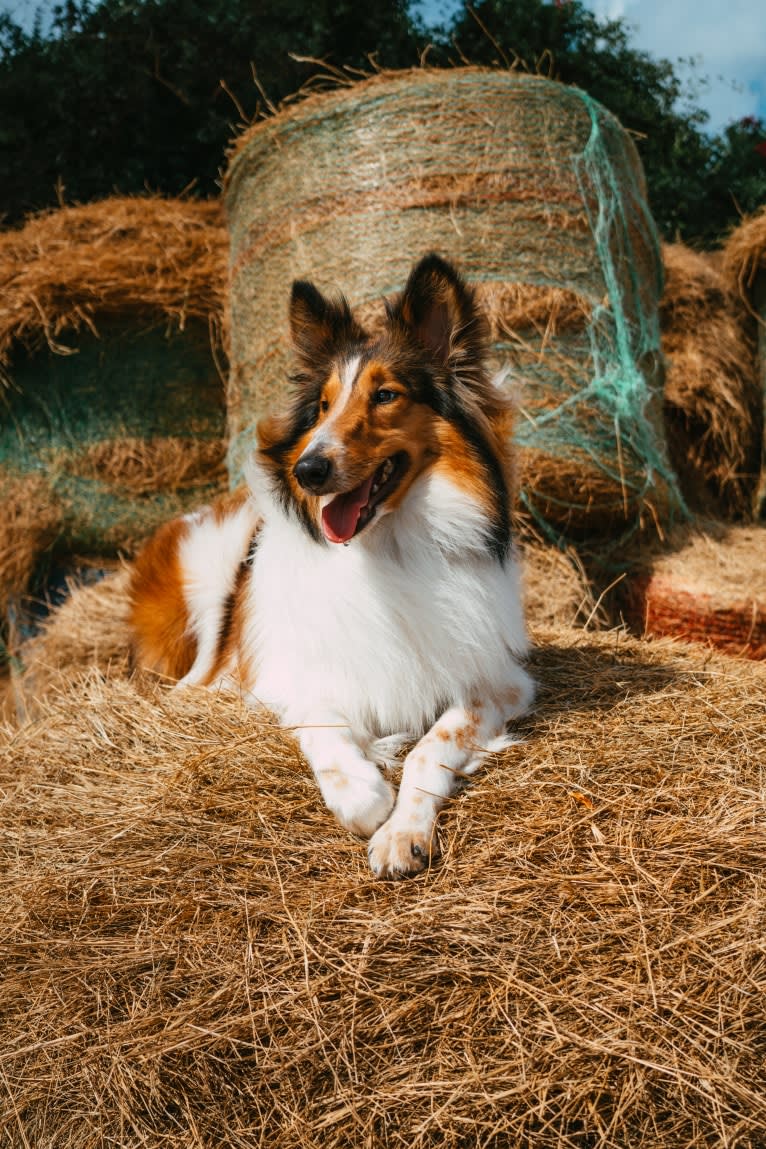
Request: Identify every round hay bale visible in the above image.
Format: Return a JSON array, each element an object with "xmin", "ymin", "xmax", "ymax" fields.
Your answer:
[
  {"xmin": 721, "ymin": 206, "xmax": 766, "ymax": 518},
  {"xmin": 660, "ymin": 243, "xmax": 761, "ymax": 518},
  {"xmin": 622, "ymin": 525, "xmax": 766, "ymax": 658},
  {"xmin": 3, "ymin": 591, "xmax": 766, "ymax": 1146},
  {"xmin": 0, "ymin": 197, "xmax": 229, "ymax": 616},
  {"xmin": 224, "ymin": 68, "xmax": 680, "ymax": 541}
]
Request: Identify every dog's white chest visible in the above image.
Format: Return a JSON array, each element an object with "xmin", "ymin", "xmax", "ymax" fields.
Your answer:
[{"xmin": 243, "ymin": 490, "xmax": 528, "ymax": 739}]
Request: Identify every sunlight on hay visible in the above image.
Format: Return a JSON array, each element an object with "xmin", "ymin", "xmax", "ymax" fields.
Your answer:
[
  {"xmin": 1, "ymin": 560, "xmax": 765, "ymax": 1146},
  {"xmin": 621, "ymin": 523, "xmax": 766, "ymax": 659}
]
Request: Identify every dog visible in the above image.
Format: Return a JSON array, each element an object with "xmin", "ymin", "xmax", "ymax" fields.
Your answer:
[{"xmin": 130, "ymin": 253, "xmax": 534, "ymax": 878}]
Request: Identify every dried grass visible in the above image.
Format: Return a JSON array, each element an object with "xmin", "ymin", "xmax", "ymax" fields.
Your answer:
[
  {"xmin": 63, "ymin": 436, "xmax": 228, "ymax": 496},
  {"xmin": 0, "ymin": 196, "xmax": 227, "ymax": 367},
  {"xmin": 2, "ymin": 563, "xmax": 766, "ymax": 1147},
  {"xmin": 0, "ymin": 472, "xmax": 61, "ymax": 617},
  {"xmin": 721, "ymin": 205, "xmax": 766, "ymax": 305},
  {"xmin": 660, "ymin": 244, "xmax": 761, "ymax": 517},
  {"xmin": 521, "ymin": 541, "xmax": 595, "ymax": 632}
]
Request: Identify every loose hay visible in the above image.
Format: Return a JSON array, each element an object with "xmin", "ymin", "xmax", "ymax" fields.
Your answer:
[
  {"xmin": 2, "ymin": 578, "xmax": 766, "ymax": 1146},
  {"xmin": 721, "ymin": 204, "xmax": 766, "ymax": 309},
  {"xmin": 621, "ymin": 524, "xmax": 766, "ymax": 658},
  {"xmin": 521, "ymin": 541, "xmax": 595, "ymax": 633},
  {"xmin": 0, "ymin": 196, "xmax": 227, "ymax": 363},
  {"xmin": 0, "ymin": 473, "xmax": 61, "ymax": 620},
  {"xmin": 66, "ymin": 436, "xmax": 228, "ymax": 496},
  {"xmin": 660, "ymin": 244, "xmax": 761, "ymax": 518}
]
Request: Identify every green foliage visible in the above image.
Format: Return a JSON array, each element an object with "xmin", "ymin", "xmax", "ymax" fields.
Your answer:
[
  {"xmin": 0, "ymin": 0, "xmax": 422, "ymax": 221},
  {"xmin": 0, "ymin": 0, "xmax": 764, "ymax": 245}
]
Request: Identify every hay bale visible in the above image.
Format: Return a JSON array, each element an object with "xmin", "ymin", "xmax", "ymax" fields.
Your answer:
[
  {"xmin": 622, "ymin": 524, "xmax": 766, "ymax": 658},
  {"xmin": 660, "ymin": 244, "xmax": 761, "ymax": 518},
  {"xmin": 521, "ymin": 541, "xmax": 595, "ymax": 632},
  {"xmin": 0, "ymin": 196, "xmax": 227, "ymax": 361},
  {"xmin": 3, "ymin": 592, "xmax": 766, "ymax": 1145},
  {"xmin": 722, "ymin": 206, "xmax": 766, "ymax": 517},
  {"xmin": 225, "ymin": 68, "xmax": 679, "ymax": 541},
  {"xmin": 0, "ymin": 197, "xmax": 229, "ymax": 618},
  {"xmin": 722, "ymin": 203, "xmax": 766, "ymax": 308},
  {"xmin": 0, "ymin": 473, "xmax": 62, "ymax": 621}
]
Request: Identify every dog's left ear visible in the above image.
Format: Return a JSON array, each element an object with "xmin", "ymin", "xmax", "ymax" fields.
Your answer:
[{"xmin": 391, "ymin": 253, "xmax": 488, "ymax": 369}]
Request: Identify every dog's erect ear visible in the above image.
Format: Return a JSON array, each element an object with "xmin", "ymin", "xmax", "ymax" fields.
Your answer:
[
  {"xmin": 391, "ymin": 253, "xmax": 488, "ymax": 369},
  {"xmin": 289, "ymin": 280, "xmax": 366, "ymax": 370}
]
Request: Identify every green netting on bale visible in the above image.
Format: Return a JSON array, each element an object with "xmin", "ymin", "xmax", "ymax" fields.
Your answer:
[
  {"xmin": 225, "ymin": 68, "xmax": 685, "ymax": 541},
  {"xmin": 0, "ymin": 319, "xmax": 226, "ymax": 614}
]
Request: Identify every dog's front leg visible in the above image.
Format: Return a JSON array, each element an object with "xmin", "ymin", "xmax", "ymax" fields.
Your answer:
[
  {"xmin": 367, "ymin": 679, "xmax": 532, "ymax": 879},
  {"xmin": 297, "ymin": 720, "xmax": 395, "ymax": 839}
]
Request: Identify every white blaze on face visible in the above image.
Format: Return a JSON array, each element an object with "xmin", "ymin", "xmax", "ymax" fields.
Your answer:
[{"xmin": 302, "ymin": 353, "xmax": 361, "ymax": 459}]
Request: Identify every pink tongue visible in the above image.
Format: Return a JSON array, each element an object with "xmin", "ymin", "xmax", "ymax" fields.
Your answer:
[{"xmin": 321, "ymin": 474, "xmax": 375, "ymax": 544}]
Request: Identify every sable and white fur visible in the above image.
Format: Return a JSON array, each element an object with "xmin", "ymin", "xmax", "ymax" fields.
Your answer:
[{"xmin": 130, "ymin": 254, "xmax": 534, "ymax": 878}]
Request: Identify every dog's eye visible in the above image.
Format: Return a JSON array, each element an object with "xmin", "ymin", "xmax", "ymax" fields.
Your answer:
[
  {"xmin": 320, "ymin": 399, "xmax": 329, "ymax": 413},
  {"xmin": 373, "ymin": 389, "xmax": 397, "ymax": 406}
]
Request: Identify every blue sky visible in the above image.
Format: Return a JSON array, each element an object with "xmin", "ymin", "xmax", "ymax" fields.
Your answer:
[{"xmin": 4, "ymin": 0, "xmax": 765, "ymax": 133}]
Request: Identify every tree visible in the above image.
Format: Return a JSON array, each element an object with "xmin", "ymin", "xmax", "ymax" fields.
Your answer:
[{"xmin": 0, "ymin": 0, "xmax": 424, "ymax": 223}]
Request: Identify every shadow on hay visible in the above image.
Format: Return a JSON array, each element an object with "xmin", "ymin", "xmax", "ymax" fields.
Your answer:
[{"xmin": 522, "ymin": 637, "xmax": 681, "ymax": 727}]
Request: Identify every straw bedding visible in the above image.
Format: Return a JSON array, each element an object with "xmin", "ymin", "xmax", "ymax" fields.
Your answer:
[
  {"xmin": 2, "ymin": 562, "xmax": 765, "ymax": 1147},
  {"xmin": 660, "ymin": 244, "xmax": 761, "ymax": 518}
]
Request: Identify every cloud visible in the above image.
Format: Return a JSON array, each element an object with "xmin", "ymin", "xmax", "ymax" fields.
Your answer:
[{"xmin": 583, "ymin": 0, "xmax": 766, "ymax": 131}]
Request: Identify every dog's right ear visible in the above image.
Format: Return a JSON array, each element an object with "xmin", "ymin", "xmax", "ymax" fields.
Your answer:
[{"xmin": 289, "ymin": 280, "xmax": 366, "ymax": 371}]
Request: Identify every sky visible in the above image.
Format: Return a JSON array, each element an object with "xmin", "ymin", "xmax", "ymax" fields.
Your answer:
[
  {"xmin": 3, "ymin": 0, "xmax": 765, "ymax": 134},
  {"xmin": 585, "ymin": 0, "xmax": 766, "ymax": 132}
]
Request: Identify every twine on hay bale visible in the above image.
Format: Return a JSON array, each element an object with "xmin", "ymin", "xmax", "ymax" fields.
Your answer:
[
  {"xmin": 2, "ymin": 571, "xmax": 766, "ymax": 1146},
  {"xmin": 621, "ymin": 524, "xmax": 766, "ymax": 658},
  {"xmin": 721, "ymin": 206, "xmax": 766, "ymax": 518},
  {"xmin": 224, "ymin": 67, "xmax": 681, "ymax": 541},
  {"xmin": 660, "ymin": 243, "xmax": 761, "ymax": 519},
  {"xmin": 0, "ymin": 197, "xmax": 229, "ymax": 620}
]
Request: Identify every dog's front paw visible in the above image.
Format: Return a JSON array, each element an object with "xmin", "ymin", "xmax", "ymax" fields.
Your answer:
[
  {"xmin": 320, "ymin": 768, "xmax": 395, "ymax": 839},
  {"xmin": 367, "ymin": 817, "xmax": 439, "ymax": 879}
]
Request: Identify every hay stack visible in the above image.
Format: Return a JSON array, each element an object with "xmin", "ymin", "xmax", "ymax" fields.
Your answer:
[
  {"xmin": 721, "ymin": 206, "xmax": 766, "ymax": 517},
  {"xmin": 622, "ymin": 524, "xmax": 766, "ymax": 658},
  {"xmin": 660, "ymin": 244, "xmax": 760, "ymax": 518},
  {"xmin": 0, "ymin": 197, "xmax": 229, "ymax": 625},
  {"xmin": 2, "ymin": 572, "xmax": 765, "ymax": 1146},
  {"xmin": 225, "ymin": 68, "xmax": 679, "ymax": 540}
]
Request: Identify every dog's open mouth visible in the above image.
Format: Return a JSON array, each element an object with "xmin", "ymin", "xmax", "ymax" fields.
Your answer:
[{"xmin": 321, "ymin": 452, "xmax": 409, "ymax": 544}]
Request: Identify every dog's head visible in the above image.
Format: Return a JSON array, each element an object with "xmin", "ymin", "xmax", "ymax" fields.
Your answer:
[{"xmin": 256, "ymin": 253, "xmax": 514, "ymax": 558}]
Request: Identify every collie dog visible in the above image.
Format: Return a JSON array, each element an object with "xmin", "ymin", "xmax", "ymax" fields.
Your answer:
[{"xmin": 130, "ymin": 254, "xmax": 534, "ymax": 878}]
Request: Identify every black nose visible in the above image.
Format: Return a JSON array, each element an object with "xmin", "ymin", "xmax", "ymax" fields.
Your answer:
[{"xmin": 294, "ymin": 452, "xmax": 332, "ymax": 492}]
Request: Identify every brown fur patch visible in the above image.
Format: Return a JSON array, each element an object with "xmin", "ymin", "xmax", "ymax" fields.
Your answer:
[{"xmin": 129, "ymin": 518, "xmax": 197, "ymax": 680}]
